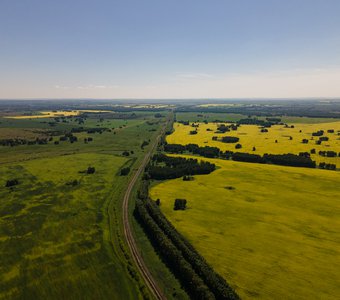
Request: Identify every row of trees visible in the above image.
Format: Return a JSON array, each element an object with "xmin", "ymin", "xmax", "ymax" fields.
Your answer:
[
  {"xmin": 147, "ymin": 154, "xmax": 216, "ymax": 180},
  {"xmin": 134, "ymin": 182, "xmax": 239, "ymax": 299},
  {"xmin": 1, "ymin": 132, "xmax": 97, "ymax": 147},
  {"xmin": 319, "ymin": 162, "xmax": 336, "ymax": 170},
  {"xmin": 164, "ymin": 143, "xmax": 318, "ymax": 169},
  {"xmin": 318, "ymin": 150, "xmax": 339, "ymax": 157},
  {"xmin": 262, "ymin": 153, "xmax": 316, "ymax": 168},
  {"xmin": 0, "ymin": 137, "xmax": 49, "ymax": 147},
  {"xmin": 236, "ymin": 118, "xmax": 276, "ymax": 127},
  {"xmin": 165, "ymin": 143, "xmax": 220, "ymax": 158}
]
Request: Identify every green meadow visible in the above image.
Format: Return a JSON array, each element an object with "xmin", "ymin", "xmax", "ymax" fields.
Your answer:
[
  {"xmin": 150, "ymin": 155, "xmax": 340, "ymax": 299},
  {"xmin": 0, "ymin": 112, "xmax": 164, "ymax": 299},
  {"xmin": 175, "ymin": 111, "xmax": 340, "ymax": 124}
]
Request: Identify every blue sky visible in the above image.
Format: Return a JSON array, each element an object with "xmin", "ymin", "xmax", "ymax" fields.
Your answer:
[{"xmin": 1, "ymin": 0, "xmax": 340, "ymax": 99}]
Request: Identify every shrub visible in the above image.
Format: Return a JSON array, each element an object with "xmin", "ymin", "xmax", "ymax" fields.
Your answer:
[
  {"xmin": 221, "ymin": 136, "xmax": 239, "ymax": 143},
  {"xmin": 5, "ymin": 179, "xmax": 19, "ymax": 187},
  {"xmin": 87, "ymin": 167, "xmax": 95, "ymax": 174},
  {"xmin": 312, "ymin": 130, "xmax": 324, "ymax": 136},
  {"xmin": 120, "ymin": 167, "xmax": 130, "ymax": 176},
  {"xmin": 174, "ymin": 199, "xmax": 187, "ymax": 210}
]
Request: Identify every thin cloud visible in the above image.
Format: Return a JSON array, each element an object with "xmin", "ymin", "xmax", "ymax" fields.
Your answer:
[
  {"xmin": 175, "ymin": 72, "xmax": 214, "ymax": 80},
  {"xmin": 56, "ymin": 84, "xmax": 120, "ymax": 90},
  {"xmin": 55, "ymin": 85, "xmax": 70, "ymax": 89}
]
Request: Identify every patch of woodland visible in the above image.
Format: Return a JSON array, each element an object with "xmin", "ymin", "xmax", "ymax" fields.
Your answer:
[{"xmin": 145, "ymin": 154, "xmax": 216, "ymax": 180}]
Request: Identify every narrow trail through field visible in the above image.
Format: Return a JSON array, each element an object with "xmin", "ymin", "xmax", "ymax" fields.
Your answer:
[{"xmin": 122, "ymin": 118, "xmax": 169, "ymax": 300}]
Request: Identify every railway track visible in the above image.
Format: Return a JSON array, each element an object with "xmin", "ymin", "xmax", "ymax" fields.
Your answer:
[{"xmin": 122, "ymin": 119, "xmax": 169, "ymax": 300}]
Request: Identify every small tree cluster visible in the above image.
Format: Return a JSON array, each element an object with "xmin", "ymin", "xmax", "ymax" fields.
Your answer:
[
  {"xmin": 319, "ymin": 162, "xmax": 336, "ymax": 170},
  {"xmin": 174, "ymin": 199, "xmax": 187, "ymax": 210},
  {"xmin": 120, "ymin": 167, "xmax": 130, "ymax": 176},
  {"xmin": 5, "ymin": 179, "xmax": 19, "ymax": 187},
  {"xmin": 87, "ymin": 167, "xmax": 95, "ymax": 174}
]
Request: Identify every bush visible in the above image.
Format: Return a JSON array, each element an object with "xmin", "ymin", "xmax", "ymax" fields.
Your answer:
[
  {"xmin": 221, "ymin": 136, "xmax": 239, "ymax": 143},
  {"xmin": 120, "ymin": 167, "xmax": 130, "ymax": 176},
  {"xmin": 319, "ymin": 162, "xmax": 336, "ymax": 170},
  {"xmin": 312, "ymin": 130, "xmax": 324, "ymax": 136},
  {"xmin": 319, "ymin": 136, "xmax": 329, "ymax": 142},
  {"xmin": 5, "ymin": 179, "xmax": 19, "ymax": 187},
  {"xmin": 174, "ymin": 199, "xmax": 187, "ymax": 210},
  {"xmin": 87, "ymin": 167, "xmax": 96, "ymax": 174}
]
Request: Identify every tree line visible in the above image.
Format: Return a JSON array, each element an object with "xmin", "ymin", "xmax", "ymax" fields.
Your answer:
[
  {"xmin": 0, "ymin": 137, "xmax": 49, "ymax": 147},
  {"xmin": 165, "ymin": 143, "xmax": 220, "ymax": 158},
  {"xmin": 134, "ymin": 179, "xmax": 239, "ymax": 299},
  {"xmin": 164, "ymin": 143, "xmax": 319, "ymax": 169}
]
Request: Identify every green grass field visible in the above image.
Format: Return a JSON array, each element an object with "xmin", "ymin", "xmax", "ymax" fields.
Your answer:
[
  {"xmin": 175, "ymin": 112, "xmax": 340, "ymax": 124},
  {"xmin": 150, "ymin": 155, "xmax": 340, "ymax": 299},
  {"xmin": 0, "ymin": 153, "xmax": 140, "ymax": 299},
  {"xmin": 175, "ymin": 112, "xmax": 247, "ymax": 123},
  {"xmin": 0, "ymin": 112, "xmax": 167, "ymax": 299}
]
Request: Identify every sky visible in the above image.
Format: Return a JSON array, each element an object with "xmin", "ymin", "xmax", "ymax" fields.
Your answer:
[{"xmin": 1, "ymin": 0, "xmax": 340, "ymax": 99}]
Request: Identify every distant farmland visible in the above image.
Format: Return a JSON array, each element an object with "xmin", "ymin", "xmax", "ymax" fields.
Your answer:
[
  {"xmin": 168, "ymin": 121, "xmax": 340, "ymax": 165},
  {"xmin": 150, "ymin": 155, "xmax": 340, "ymax": 299}
]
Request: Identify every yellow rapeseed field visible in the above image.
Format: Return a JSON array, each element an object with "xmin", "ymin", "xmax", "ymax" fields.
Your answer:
[
  {"xmin": 167, "ymin": 121, "xmax": 340, "ymax": 165},
  {"xmin": 150, "ymin": 155, "xmax": 340, "ymax": 299}
]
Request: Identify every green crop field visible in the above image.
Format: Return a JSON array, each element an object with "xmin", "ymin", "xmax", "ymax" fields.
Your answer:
[
  {"xmin": 175, "ymin": 112, "xmax": 248, "ymax": 123},
  {"xmin": 168, "ymin": 121, "xmax": 340, "ymax": 165},
  {"xmin": 0, "ymin": 111, "xmax": 165, "ymax": 299},
  {"xmin": 175, "ymin": 112, "xmax": 340, "ymax": 124},
  {"xmin": 150, "ymin": 155, "xmax": 340, "ymax": 299}
]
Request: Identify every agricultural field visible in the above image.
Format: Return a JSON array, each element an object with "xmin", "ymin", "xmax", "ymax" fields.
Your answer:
[
  {"xmin": 175, "ymin": 112, "xmax": 247, "ymax": 123},
  {"xmin": 175, "ymin": 112, "xmax": 340, "ymax": 124},
  {"xmin": 3, "ymin": 110, "xmax": 111, "ymax": 119},
  {"xmin": 0, "ymin": 110, "xmax": 165, "ymax": 299},
  {"xmin": 150, "ymin": 155, "xmax": 340, "ymax": 299},
  {"xmin": 168, "ymin": 121, "xmax": 340, "ymax": 165}
]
